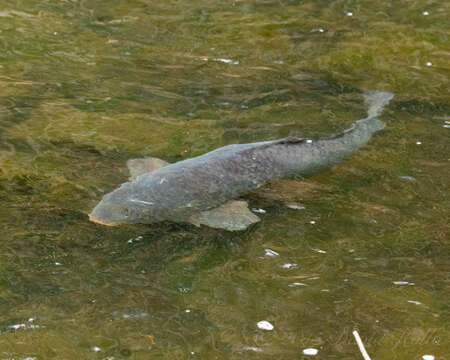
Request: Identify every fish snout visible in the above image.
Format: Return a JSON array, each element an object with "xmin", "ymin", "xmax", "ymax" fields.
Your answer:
[
  {"xmin": 88, "ymin": 213, "xmax": 120, "ymax": 226},
  {"xmin": 89, "ymin": 200, "xmax": 127, "ymax": 226}
]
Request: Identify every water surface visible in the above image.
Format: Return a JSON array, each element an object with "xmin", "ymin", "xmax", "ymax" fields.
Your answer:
[{"xmin": 0, "ymin": 0, "xmax": 448, "ymax": 359}]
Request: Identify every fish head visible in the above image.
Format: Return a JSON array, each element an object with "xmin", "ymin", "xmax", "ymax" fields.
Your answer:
[{"xmin": 89, "ymin": 182, "xmax": 157, "ymax": 226}]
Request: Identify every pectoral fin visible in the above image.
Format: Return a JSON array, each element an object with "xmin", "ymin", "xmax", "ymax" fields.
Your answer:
[
  {"xmin": 127, "ymin": 157, "xmax": 170, "ymax": 180},
  {"xmin": 188, "ymin": 200, "xmax": 260, "ymax": 231}
]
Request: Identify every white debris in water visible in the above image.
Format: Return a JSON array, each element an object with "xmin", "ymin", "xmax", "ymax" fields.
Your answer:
[
  {"xmin": 347, "ymin": 12, "xmax": 353, "ymax": 16},
  {"xmin": 190, "ymin": 352, "xmax": 195, "ymax": 355},
  {"xmin": 422, "ymin": 11, "xmax": 429, "ymax": 16},
  {"xmin": 243, "ymin": 346, "xmax": 263, "ymax": 352},
  {"xmin": 215, "ymin": 58, "xmax": 239, "ymax": 65},
  {"xmin": 257, "ymin": 320, "xmax": 274, "ymax": 330},
  {"xmin": 353, "ymin": 330, "xmax": 371, "ymax": 360},
  {"xmin": 127, "ymin": 235, "xmax": 143, "ymax": 244},
  {"xmin": 312, "ymin": 248, "xmax": 327, "ymax": 254},
  {"xmin": 264, "ymin": 249, "xmax": 280, "ymax": 257},
  {"xmin": 289, "ymin": 282, "xmax": 307, "ymax": 287},
  {"xmin": 9, "ymin": 324, "xmax": 26, "ymax": 330},
  {"xmin": 286, "ymin": 203, "xmax": 305, "ymax": 210},
  {"xmin": 426, "ymin": 62, "xmax": 432, "ymax": 66},
  {"xmin": 133, "ymin": 312, "xmax": 147, "ymax": 319},
  {"xmin": 53, "ymin": 31, "xmax": 58, "ymax": 35},
  {"xmin": 252, "ymin": 208, "xmax": 266, "ymax": 214},
  {"xmin": 185, "ymin": 309, "xmax": 191, "ymax": 313},
  {"xmin": 282, "ymin": 263, "xmax": 297, "ymax": 269},
  {"xmin": 443, "ymin": 124, "xmax": 450, "ymax": 128},
  {"xmin": 306, "ymin": 139, "xmax": 313, "ymax": 143},
  {"xmin": 54, "ymin": 262, "xmax": 62, "ymax": 266},
  {"xmin": 407, "ymin": 300, "xmax": 422, "ymax": 305},
  {"xmin": 393, "ymin": 281, "xmax": 415, "ymax": 286},
  {"xmin": 416, "ymin": 141, "xmax": 422, "ymax": 145},
  {"xmin": 303, "ymin": 348, "xmax": 319, "ymax": 355},
  {"xmin": 8, "ymin": 322, "xmax": 43, "ymax": 331},
  {"xmin": 319, "ymin": 28, "xmax": 324, "ymax": 33},
  {"xmin": 92, "ymin": 346, "xmax": 102, "ymax": 352},
  {"xmin": 422, "ymin": 355, "xmax": 435, "ymax": 360},
  {"xmin": 308, "ymin": 276, "xmax": 320, "ymax": 280},
  {"xmin": 310, "ymin": 220, "xmax": 316, "ymax": 224},
  {"xmin": 217, "ymin": 102, "xmax": 231, "ymax": 107},
  {"xmin": 116, "ymin": 312, "xmax": 147, "ymax": 319},
  {"xmin": 393, "ymin": 281, "xmax": 410, "ymax": 285},
  {"xmin": 399, "ymin": 175, "xmax": 417, "ymax": 182},
  {"xmin": 321, "ymin": 289, "xmax": 330, "ymax": 292},
  {"xmin": 28, "ymin": 318, "xmax": 35, "ymax": 322}
]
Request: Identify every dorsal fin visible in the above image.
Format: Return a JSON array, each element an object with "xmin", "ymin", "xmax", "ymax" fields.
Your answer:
[
  {"xmin": 274, "ymin": 136, "xmax": 305, "ymax": 144},
  {"xmin": 127, "ymin": 157, "xmax": 170, "ymax": 180}
]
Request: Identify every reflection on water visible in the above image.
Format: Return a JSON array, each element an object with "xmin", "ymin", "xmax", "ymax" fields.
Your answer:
[{"xmin": 0, "ymin": 0, "xmax": 448, "ymax": 359}]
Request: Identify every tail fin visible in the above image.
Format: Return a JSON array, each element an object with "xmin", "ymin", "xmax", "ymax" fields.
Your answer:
[{"xmin": 364, "ymin": 90, "xmax": 394, "ymax": 119}]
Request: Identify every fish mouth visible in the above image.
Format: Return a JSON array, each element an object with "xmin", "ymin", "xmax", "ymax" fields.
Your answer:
[{"xmin": 88, "ymin": 214, "xmax": 120, "ymax": 227}]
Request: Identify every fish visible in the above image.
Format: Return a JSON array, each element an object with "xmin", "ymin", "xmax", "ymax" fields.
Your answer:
[{"xmin": 89, "ymin": 90, "xmax": 394, "ymax": 231}]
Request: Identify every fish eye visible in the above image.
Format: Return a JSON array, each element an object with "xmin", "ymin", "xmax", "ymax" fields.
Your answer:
[{"xmin": 123, "ymin": 208, "xmax": 131, "ymax": 218}]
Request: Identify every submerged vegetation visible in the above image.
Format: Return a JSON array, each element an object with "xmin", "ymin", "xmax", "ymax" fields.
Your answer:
[{"xmin": 0, "ymin": 0, "xmax": 448, "ymax": 359}]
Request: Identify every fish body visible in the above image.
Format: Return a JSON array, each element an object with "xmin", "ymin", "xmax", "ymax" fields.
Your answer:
[{"xmin": 89, "ymin": 91, "xmax": 394, "ymax": 226}]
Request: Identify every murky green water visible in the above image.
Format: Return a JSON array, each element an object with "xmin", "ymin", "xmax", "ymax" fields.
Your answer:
[{"xmin": 0, "ymin": 0, "xmax": 448, "ymax": 359}]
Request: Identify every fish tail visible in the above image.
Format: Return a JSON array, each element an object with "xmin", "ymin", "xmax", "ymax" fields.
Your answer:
[{"xmin": 364, "ymin": 90, "xmax": 394, "ymax": 119}]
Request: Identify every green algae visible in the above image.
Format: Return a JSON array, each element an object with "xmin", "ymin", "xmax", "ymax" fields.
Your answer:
[{"xmin": 0, "ymin": 0, "xmax": 448, "ymax": 358}]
